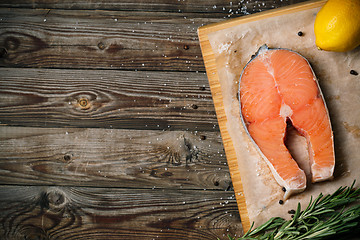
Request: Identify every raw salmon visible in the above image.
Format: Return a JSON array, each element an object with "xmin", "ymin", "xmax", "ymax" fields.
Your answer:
[{"xmin": 239, "ymin": 45, "xmax": 335, "ymax": 199}]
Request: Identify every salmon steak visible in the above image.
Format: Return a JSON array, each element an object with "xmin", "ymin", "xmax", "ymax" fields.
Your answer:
[{"xmin": 239, "ymin": 45, "xmax": 335, "ymax": 199}]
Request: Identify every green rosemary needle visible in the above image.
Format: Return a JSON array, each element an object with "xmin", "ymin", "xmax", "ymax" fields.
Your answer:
[{"xmin": 227, "ymin": 180, "xmax": 360, "ymax": 240}]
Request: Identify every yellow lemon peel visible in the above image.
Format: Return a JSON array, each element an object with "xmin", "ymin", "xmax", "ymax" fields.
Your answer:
[{"xmin": 314, "ymin": 0, "xmax": 360, "ymax": 52}]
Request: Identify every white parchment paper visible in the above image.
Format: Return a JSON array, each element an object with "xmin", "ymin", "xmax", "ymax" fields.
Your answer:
[{"xmin": 207, "ymin": 7, "xmax": 360, "ymax": 226}]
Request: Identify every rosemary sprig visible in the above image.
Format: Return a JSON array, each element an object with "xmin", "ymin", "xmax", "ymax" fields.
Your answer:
[{"xmin": 228, "ymin": 180, "xmax": 360, "ymax": 240}]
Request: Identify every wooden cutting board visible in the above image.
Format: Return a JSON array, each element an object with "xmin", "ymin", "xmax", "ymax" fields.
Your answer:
[{"xmin": 198, "ymin": 0, "xmax": 360, "ymax": 233}]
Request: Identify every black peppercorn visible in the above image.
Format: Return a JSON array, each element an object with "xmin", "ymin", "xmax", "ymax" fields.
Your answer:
[
  {"xmin": 350, "ymin": 70, "xmax": 358, "ymax": 75},
  {"xmin": 297, "ymin": 31, "xmax": 303, "ymax": 36},
  {"xmin": 279, "ymin": 200, "xmax": 284, "ymax": 205},
  {"xmin": 282, "ymin": 187, "xmax": 286, "ymax": 192},
  {"xmin": 288, "ymin": 209, "xmax": 296, "ymax": 214}
]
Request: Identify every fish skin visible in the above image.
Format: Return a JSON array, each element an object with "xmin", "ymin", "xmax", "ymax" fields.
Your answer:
[{"xmin": 239, "ymin": 45, "xmax": 335, "ymax": 199}]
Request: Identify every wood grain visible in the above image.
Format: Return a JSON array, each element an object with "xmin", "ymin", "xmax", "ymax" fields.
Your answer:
[
  {"xmin": 0, "ymin": 0, "xmax": 307, "ymax": 14},
  {"xmin": 0, "ymin": 185, "xmax": 242, "ymax": 240},
  {"xmin": 198, "ymin": 0, "xmax": 327, "ymax": 232},
  {"xmin": 0, "ymin": 1, "xmax": 312, "ymax": 239},
  {"xmin": 0, "ymin": 126, "xmax": 231, "ymax": 190},
  {"xmin": 0, "ymin": 8, "xmax": 219, "ymax": 71},
  {"xmin": 0, "ymin": 68, "xmax": 218, "ymax": 131}
]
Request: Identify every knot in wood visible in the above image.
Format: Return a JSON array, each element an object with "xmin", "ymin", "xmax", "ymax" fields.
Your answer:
[
  {"xmin": 64, "ymin": 154, "xmax": 71, "ymax": 161},
  {"xmin": 191, "ymin": 104, "xmax": 198, "ymax": 109},
  {"xmin": 98, "ymin": 42, "xmax": 106, "ymax": 50},
  {"xmin": 4, "ymin": 36, "xmax": 20, "ymax": 50},
  {"xmin": 78, "ymin": 97, "xmax": 91, "ymax": 110},
  {"xmin": 63, "ymin": 151, "xmax": 74, "ymax": 162},
  {"xmin": 47, "ymin": 190, "xmax": 66, "ymax": 208},
  {"xmin": 21, "ymin": 228, "xmax": 48, "ymax": 240},
  {"xmin": 0, "ymin": 48, "xmax": 7, "ymax": 58},
  {"xmin": 161, "ymin": 171, "xmax": 173, "ymax": 177}
]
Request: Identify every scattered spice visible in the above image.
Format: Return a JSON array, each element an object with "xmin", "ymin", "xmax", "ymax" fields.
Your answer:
[
  {"xmin": 297, "ymin": 31, "xmax": 303, "ymax": 36},
  {"xmin": 234, "ymin": 50, "xmax": 237, "ymax": 53},
  {"xmin": 288, "ymin": 209, "xmax": 296, "ymax": 214},
  {"xmin": 282, "ymin": 187, "xmax": 286, "ymax": 192},
  {"xmin": 350, "ymin": 70, "xmax": 358, "ymax": 75},
  {"xmin": 279, "ymin": 200, "xmax": 284, "ymax": 205}
]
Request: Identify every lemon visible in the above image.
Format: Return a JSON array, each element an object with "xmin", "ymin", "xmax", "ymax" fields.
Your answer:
[{"xmin": 314, "ymin": 0, "xmax": 360, "ymax": 52}]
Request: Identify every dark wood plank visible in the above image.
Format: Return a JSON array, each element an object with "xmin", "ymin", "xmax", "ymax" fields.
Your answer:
[
  {"xmin": 0, "ymin": 0, "xmax": 308, "ymax": 71},
  {"xmin": 0, "ymin": 8, "xmax": 219, "ymax": 71},
  {"xmin": 0, "ymin": 127, "xmax": 231, "ymax": 190},
  {"xmin": 0, "ymin": 68, "xmax": 218, "ymax": 131},
  {"xmin": 0, "ymin": 185, "xmax": 242, "ymax": 239},
  {"xmin": 0, "ymin": 0, "xmax": 308, "ymax": 14}
]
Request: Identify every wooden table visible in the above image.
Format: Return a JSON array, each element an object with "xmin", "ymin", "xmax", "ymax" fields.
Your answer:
[{"xmin": 0, "ymin": 1, "xmax": 306, "ymax": 239}]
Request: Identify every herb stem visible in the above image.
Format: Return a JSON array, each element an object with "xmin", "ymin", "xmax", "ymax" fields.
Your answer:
[{"xmin": 229, "ymin": 180, "xmax": 360, "ymax": 240}]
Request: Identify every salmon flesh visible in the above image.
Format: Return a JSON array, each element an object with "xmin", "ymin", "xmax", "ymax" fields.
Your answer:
[{"xmin": 239, "ymin": 45, "xmax": 335, "ymax": 199}]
